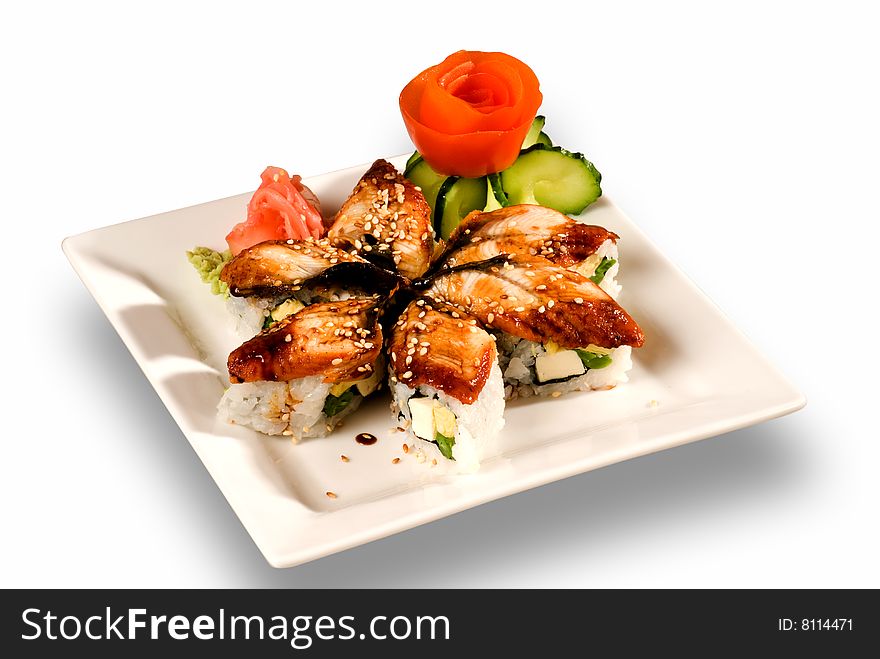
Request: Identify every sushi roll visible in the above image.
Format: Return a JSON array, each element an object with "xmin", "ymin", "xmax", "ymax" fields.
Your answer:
[
  {"xmin": 388, "ymin": 298, "xmax": 505, "ymax": 473},
  {"xmin": 427, "ymin": 253, "xmax": 644, "ymax": 400},
  {"xmin": 442, "ymin": 204, "xmax": 622, "ymax": 298},
  {"xmin": 219, "ymin": 237, "xmax": 400, "ymax": 339},
  {"xmin": 218, "ymin": 297, "xmax": 385, "ymax": 440},
  {"xmin": 495, "ymin": 337, "xmax": 633, "ymax": 399},
  {"xmin": 328, "ymin": 158, "xmax": 436, "ymax": 280}
]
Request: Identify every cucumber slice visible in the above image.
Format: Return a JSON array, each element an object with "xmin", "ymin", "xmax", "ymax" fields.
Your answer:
[
  {"xmin": 484, "ymin": 173, "xmax": 508, "ymax": 211},
  {"xmin": 484, "ymin": 179, "xmax": 502, "ymax": 212},
  {"xmin": 522, "ymin": 116, "xmax": 553, "ymax": 148},
  {"xmin": 434, "ymin": 176, "xmax": 488, "ymax": 239},
  {"xmin": 521, "ymin": 116, "xmax": 546, "ymax": 149},
  {"xmin": 500, "ymin": 144, "xmax": 602, "ymax": 214},
  {"xmin": 404, "ymin": 151, "xmax": 422, "ymax": 172},
  {"xmin": 404, "ymin": 157, "xmax": 447, "ymax": 213}
]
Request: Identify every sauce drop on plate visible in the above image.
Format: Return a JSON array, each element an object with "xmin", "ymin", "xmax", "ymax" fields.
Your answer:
[{"xmin": 355, "ymin": 433, "xmax": 377, "ymax": 446}]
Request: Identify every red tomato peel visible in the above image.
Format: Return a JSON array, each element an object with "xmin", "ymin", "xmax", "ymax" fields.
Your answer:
[{"xmin": 400, "ymin": 50, "xmax": 542, "ymax": 177}]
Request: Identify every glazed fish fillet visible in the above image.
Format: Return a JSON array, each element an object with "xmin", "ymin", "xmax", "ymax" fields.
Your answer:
[
  {"xmin": 442, "ymin": 205, "xmax": 618, "ymax": 269},
  {"xmin": 389, "ymin": 297, "xmax": 497, "ymax": 405},
  {"xmin": 220, "ymin": 238, "xmax": 397, "ymax": 298},
  {"xmin": 227, "ymin": 298, "xmax": 383, "ymax": 384},
  {"xmin": 426, "ymin": 255, "xmax": 644, "ymax": 350},
  {"xmin": 328, "ymin": 159, "xmax": 435, "ymax": 280}
]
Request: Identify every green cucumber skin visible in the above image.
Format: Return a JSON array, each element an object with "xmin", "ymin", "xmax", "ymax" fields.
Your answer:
[
  {"xmin": 434, "ymin": 432, "xmax": 455, "ymax": 460},
  {"xmin": 433, "ymin": 176, "xmax": 460, "ymax": 236},
  {"xmin": 404, "ymin": 151, "xmax": 422, "ymax": 174},
  {"xmin": 590, "ymin": 257, "xmax": 616, "ymax": 285},
  {"xmin": 404, "ymin": 120, "xmax": 600, "ymax": 229},
  {"xmin": 434, "ymin": 176, "xmax": 487, "ymax": 239},
  {"xmin": 500, "ymin": 143, "xmax": 602, "ymax": 215},
  {"xmin": 404, "ymin": 158, "xmax": 448, "ymax": 223},
  {"xmin": 521, "ymin": 115, "xmax": 546, "ymax": 149},
  {"xmin": 487, "ymin": 173, "xmax": 509, "ymax": 209}
]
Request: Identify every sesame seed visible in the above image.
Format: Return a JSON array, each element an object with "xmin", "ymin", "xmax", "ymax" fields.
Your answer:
[
  {"xmin": 332, "ymin": 358, "xmax": 343, "ymax": 365},
  {"xmin": 326, "ymin": 491, "xmax": 338, "ymax": 499},
  {"xmin": 341, "ymin": 454, "xmax": 350, "ymax": 462},
  {"xmin": 284, "ymin": 334, "xmax": 292, "ymax": 342},
  {"xmin": 548, "ymin": 300, "xmax": 555, "ymax": 308},
  {"xmin": 574, "ymin": 297, "xmax": 584, "ymax": 304},
  {"xmin": 538, "ymin": 305, "xmax": 546, "ymax": 313},
  {"xmin": 487, "ymin": 313, "xmax": 495, "ymax": 323},
  {"xmin": 419, "ymin": 347, "xmax": 427, "ymax": 355},
  {"xmin": 392, "ymin": 457, "xmax": 400, "ymax": 464},
  {"xmin": 402, "ymin": 370, "xmax": 413, "ymax": 379},
  {"xmin": 514, "ymin": 306, "xmax": 525, "ymax": 312},
  {"xmin": 551, "ymin": 391, "xmax": 562, "ymax": 398},
  {"xmin": 402, "ymin": 443, "xmax": 409, "ymax": 453}
]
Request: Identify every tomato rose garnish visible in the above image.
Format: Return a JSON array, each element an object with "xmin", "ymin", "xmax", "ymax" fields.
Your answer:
[
  {"xmin": 399, "ymin": 50, "xmax": 542, "ymax": 177},
  {"xmin": 225, "ymin": 166, "xmax": 325, "ymax": 255}
]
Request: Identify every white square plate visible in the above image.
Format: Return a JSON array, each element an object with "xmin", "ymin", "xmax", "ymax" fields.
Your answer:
[{"xmin": 63, "ymin": 155, "xmax": 804, "ymax": 568}]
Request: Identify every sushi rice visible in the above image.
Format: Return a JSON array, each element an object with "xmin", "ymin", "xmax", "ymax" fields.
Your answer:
[
  {"xmin": 224, "ymin": 287, "xmax": 355, "ymax": 340},
  {"xmin": 218, "ymin": 374, "xmax": 371, "ymax": 441},
  {"xmin": 569, "ymin": 238, "xmax": 621, "ymax": 299},
  {"xmin": 391, "ymin": 361, "xmax": 505, "ymax": 473},
  {"xmin": 496, "ymin": 335, "xmax": 632, "ymax": 400}
]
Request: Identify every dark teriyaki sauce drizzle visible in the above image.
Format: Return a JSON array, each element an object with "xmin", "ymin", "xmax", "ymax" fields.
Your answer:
[{"xmin": 355, "ymin": 432, "xmax": 377, "ymax": 446}]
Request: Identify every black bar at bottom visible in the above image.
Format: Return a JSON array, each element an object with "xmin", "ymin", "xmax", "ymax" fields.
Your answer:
[{"xmin": 1, "ymin": 589, "xmax": 876, "ymax": 656}]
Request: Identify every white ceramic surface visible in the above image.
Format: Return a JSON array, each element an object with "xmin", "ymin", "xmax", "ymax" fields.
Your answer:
[{"xmin": 63, "ymin": 155, "xmax": 804, "ymax": 568}]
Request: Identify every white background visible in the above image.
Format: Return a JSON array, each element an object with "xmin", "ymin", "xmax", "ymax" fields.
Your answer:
[{"xmin": 1, "ymin": 1, "xmax": 878, "ymax": 587}]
